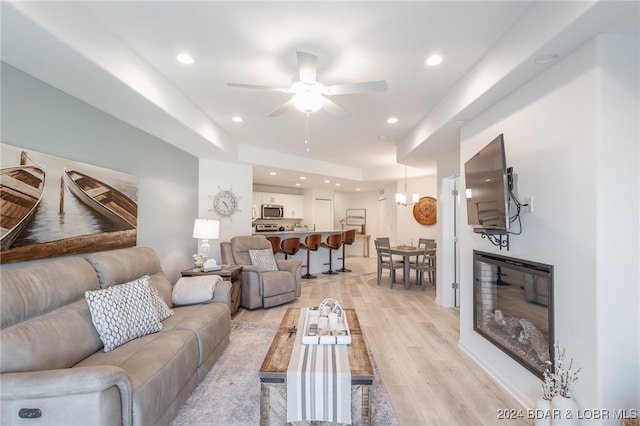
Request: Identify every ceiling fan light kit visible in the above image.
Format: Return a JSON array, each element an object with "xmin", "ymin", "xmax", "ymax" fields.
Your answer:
[
  {"xmin": 227, "ymin": 50, "xmax": 388, "ymax": 153},
  {"xmin": 292, "ymin": 85, "xmax": 325, "ymax": 113},
  {"xmin": 227, "ymin": 50, "xmax": 387, "ymax": 118}
]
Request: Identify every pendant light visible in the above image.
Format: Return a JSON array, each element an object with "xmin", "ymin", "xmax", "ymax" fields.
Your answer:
[{"xmin": 395, "ymin": 165, "xmax": 419, "ymax": 206}]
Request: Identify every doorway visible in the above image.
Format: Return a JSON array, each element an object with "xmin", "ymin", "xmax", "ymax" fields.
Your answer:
[{"xmin": 314, "ymin": 198, "xmax": 332, "ymax": 231}]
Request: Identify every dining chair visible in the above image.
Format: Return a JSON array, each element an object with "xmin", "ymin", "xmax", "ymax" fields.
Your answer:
[
  {"xmin": 410, "ymin": 240, "xmax": 436, "ymax": 290},
  {"xmin": 374, "ymin": 238, "xmax": 403, "ymax": 288},
  {"xmin": 376, "ymin": 237, "xmax": 404, "ymax": 263},
  {"xmin": 419, "ymin": 239, "xmax": 437, "ymax": 286}
]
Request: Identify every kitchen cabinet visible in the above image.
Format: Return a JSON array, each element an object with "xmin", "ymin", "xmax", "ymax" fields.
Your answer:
[
  {"xmin": 252, "ymin": 192, "xmax": 304, "ymax": 219},
  {"xmin": 283, "ymin": 194, "xmax": 304, "ymax": 219},
  {"xmin": 261, "ymin": 193, "xmax": 284, "ymax": 205}
]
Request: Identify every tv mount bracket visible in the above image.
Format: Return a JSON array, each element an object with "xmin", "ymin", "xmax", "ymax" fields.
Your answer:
[{"xmin": 474, "ymin": 228, "xmax": 510, "ymax": 251}]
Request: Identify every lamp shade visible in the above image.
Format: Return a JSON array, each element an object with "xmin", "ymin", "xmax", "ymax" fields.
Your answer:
[{"xmin": 192, "ymin": 219, "xmax": 220, "ymax": 239}]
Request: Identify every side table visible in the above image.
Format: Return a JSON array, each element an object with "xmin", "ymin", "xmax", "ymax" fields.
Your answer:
[{"xmin": 180, "ymin": 266, "xmax": 243, "ymax": 315}]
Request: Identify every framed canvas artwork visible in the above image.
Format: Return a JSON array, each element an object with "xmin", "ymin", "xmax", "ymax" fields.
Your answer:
[{"xmin": 1, "ymin": 143, "xmax": 138, "ymax": 264}]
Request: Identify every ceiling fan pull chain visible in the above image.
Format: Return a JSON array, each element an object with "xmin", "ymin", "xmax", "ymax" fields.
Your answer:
[{"xmin": 304, "ymin": 112, "xmax": 310, "ymax": 153}]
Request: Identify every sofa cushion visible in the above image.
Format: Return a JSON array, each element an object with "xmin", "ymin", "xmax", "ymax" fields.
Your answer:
[
  {"xmin": 1, "ymin": 257, "xmax": 99, "ymax": 329},
  {"xmin": 87, "ymin": 247, "xmax": 174, "ymax": 307},
  {"xmin": 172, "ymin": 275, "xmax": 221, "ymax": 306},
  {"xmin": 85, "ymin": 278, "xmax": 162, "ymax": 352},
  {"xmin": 0, "ymin": 258, "xmax": 103, "ymax": 373},
  {"xmin": 1, "ymin": 300, "xmax": 103, "ymax": 373},
  {"xmin": 229, "ymin": 235, "xmax": 272, "ymax": 265},
  {"xmin": 162, "ymin": 302, "xmax": 231, "ymax": 367},
  {"xmin": 249, "ymin": 248, "xmax": 278, "ymax": 272},
  {"xmin": 148, "ymin": 278, "xmax": 174, "ymax": 320},
  {"xmin": 75, "ymin": 329, "xmax": 199, "ymax": 426}
]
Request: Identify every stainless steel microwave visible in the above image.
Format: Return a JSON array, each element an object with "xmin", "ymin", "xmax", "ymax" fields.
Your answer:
[{"xmin": 261, "ymin": 204, "xmax": 284, "ymax": 219}]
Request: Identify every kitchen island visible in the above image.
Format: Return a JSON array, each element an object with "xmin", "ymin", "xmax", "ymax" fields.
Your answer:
[{"xmin": 253, "ymin": 229, "xmax": 370, "ymax": 275}]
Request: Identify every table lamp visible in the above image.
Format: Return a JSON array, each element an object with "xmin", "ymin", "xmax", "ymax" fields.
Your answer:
[{"xmin": 192, "ymin": 219, "xmax": 220, "ymax": 260}]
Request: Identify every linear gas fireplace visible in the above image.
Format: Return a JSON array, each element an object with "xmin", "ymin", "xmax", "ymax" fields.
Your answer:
[{"xmin": 473, "ymin": 250, "xmax": 554, "ymax": 379}]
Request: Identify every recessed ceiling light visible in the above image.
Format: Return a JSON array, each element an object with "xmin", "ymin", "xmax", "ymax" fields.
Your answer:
[
  {"xmin": 324, "ymin": 179, "xmax": 330, "ymax": 183},
  {"xmin": 335, "ymin": 183, "xmax": 341, "ymax": 187},
  {"xmin": 356, "ymin": 188, "xmax": 361, "ymax": 191},
  {"xmin": 270, "ymin": 172, "xmax": 276, "ymax": 176},
  {"xmin": 386, "ymin": 117, "xmax": 399, "ymax": 124},
  {"xmin": 426, "ymin": 54, "xmax": 443, "ymax": 66},
  {"xmin": 232, "ymin": 116, "xmax": 243, "ymax": 123},
  {"xmin": 176, "ymin": 53, "xmax": 194, "ymax": 65},
  {"xmin": 295, "ymin": 183, "xmax": 301, "ymax": 186},
  {"xmin": 300, "ymin": 176, "xmax": 306, "ymax": 180},
  {"xmin": 534, "ymin": 54, "xmax": 558, "ymax": 64}
]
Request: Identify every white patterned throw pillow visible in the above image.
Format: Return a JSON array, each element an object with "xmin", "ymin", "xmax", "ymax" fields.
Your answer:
[
  {"xmin": 248, "ymin": 248, "xmax": 278, "ymax": 272},
  {"xmin": 145, "ymin": 277, "xmax": 174, "ymax": 321},
  {"xmin": 85, "ymin": 277, "xmax": 163, "ymax": 352}
]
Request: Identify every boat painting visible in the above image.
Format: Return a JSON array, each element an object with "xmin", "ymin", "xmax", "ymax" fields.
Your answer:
[
  {"xmin": 0, "ymin": 163, "xmax": 46, "ymax": 250},
  {"xmin": 1, "ymin": 143, "xmax": 138, "ymax": 264},
  {"xmin": 64, "ymin": 169, "xmax": 137, "ymax": 229}
]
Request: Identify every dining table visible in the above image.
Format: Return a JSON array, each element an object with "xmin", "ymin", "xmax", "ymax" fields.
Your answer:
[{"xmin": 390, "ymin": 245, "xmax": 436, "ymax": 289}]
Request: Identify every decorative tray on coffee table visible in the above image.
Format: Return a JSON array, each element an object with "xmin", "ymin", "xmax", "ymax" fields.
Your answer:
[{"xmin": 301, "ymin": 299, "xmax": 351, "ymax": 345}]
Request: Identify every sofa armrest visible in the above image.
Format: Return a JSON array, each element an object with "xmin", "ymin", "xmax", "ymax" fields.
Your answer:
[
  {"xmin": 236, "ymin": 266, "xmax": 266, "ymax": 309},
  {"xmin": 1, "ymin": 366, "xmax": 132, "ymax": 426},
  {"xmin": 276, "ymin": 259, "xmax": 303, "ymax": 297},
  {"xmin": 211, "ymin": 279, "xmax": 232, "ymax": 305},
  {"xmin": 275, "ymin": 259, "xmax": 301, "ymax": 273}
]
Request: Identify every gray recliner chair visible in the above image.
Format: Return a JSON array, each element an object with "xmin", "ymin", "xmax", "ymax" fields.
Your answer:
[{"xmin": 220, "ymin": 235, "xmax": 302, "ymax": 309}]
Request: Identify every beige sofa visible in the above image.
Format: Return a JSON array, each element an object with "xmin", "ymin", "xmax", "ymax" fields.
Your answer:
[
  {"xmin": 0, "ymin": 247, "xmax": 231, "ymax": 426},
  {"xmin": 221, "ymin": 235, "xmax": 302, "ymax": 309}
]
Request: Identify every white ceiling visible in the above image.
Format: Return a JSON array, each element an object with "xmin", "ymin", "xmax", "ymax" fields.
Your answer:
[{"xmin": 2, "ymin": 1, "xmax": 637, "ymax": 192}]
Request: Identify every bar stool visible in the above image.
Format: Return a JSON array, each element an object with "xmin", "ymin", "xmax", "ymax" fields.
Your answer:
[
  {"xmin": 338, "ymin": 229, "xmax": 356, "ymax": 272},
  {"xmin": 300, "ymin": 233, "xmax": 322, "ymax": 279},
  {"xmin": 321, "ymin": 233, "xmax": 343, "ymax": 275},
  {"xmin": 265, "ymin": 236, "xmax": 281, "ymax": 256},
  {"xmin": 280, "ymin": 237, "xmax": 300, "ymax": 259}
]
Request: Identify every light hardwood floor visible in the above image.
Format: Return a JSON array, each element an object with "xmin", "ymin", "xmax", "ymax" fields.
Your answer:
[{"xmin": 235, "ymin": 255, "xmax": 532, "ymax": 425}]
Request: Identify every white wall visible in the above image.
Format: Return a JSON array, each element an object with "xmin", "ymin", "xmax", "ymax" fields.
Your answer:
[
  {"xmin": 1, "ymin": 63, "xmax": 199, "ymax": 282},
  {"xmin": 594, "ymin": 34, "xmax": 639, "ymax": 416},
  {"xmin": 457, "ymin": 35, "xmax": 639, "ymax": 420},
  {"xmin": 198, "ymin": 159, "xmax": 254, "ymax": 264},
  {"xmin": 396, "ymin": 175, "xmax": 438, "ymax": 246},
  {"xmin": 334, "ymin": 190, "xmax": 379, "ymax": 256}
]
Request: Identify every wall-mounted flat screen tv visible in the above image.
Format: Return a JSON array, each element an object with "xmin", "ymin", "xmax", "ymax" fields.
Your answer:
[{"xmin": 464, "ymin": 134, "xmax": 510, "ymax": 231}]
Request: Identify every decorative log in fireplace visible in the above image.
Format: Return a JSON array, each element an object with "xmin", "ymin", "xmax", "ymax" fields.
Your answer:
[{"xmin": 473, "ymin": 250, "xmax": 554, "ymax": 379}]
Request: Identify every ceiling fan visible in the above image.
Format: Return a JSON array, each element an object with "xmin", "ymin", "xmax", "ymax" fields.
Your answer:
[{"xmin": 227, "ymin": 51, "xmax": 387, "ymax": 118}]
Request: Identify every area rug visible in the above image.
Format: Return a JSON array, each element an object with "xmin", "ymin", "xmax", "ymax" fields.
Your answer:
[{"xmin": 171, "ymin": 321, "xmax": 398, "ymax": 426}]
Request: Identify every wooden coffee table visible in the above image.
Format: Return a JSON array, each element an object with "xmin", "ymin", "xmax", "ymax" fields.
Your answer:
[{"xmin": 259, "ymin": 308, "xmax": 374, "ymax": 426}]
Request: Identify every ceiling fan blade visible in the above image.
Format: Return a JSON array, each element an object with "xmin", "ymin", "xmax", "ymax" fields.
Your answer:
[
  {"xmin": 227, "ymin": 83, "xmax": 289, "ymax": 92},
  {"xmin": 267, "ymin": 98, "xmax": 296, "ymax": 117},
  {"xmin": 297, "ymin": 51, "xmax": 317, "ymax": 84},
  {"xmin": 326, "ymin": 80, "xmax": 388, "ymax": 95},
  {"xmin": 321, "ymin": 96, "xmax": 351, "ymax": 119}
]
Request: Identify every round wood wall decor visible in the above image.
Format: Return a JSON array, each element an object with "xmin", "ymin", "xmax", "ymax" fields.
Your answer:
[{"xmin": 413, "ymin": 196, "xmax": 437, "ymax": 225}]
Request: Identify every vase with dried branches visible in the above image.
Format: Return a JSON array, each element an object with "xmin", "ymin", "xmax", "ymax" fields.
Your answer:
[{"xmin": 541, "ymin": 343, "xmax": 581, "ymax": 426}]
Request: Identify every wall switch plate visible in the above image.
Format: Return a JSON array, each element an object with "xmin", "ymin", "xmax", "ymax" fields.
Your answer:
[{"xmin": 523, "ymin": 196, "xmax": 533, "ymax": 213}]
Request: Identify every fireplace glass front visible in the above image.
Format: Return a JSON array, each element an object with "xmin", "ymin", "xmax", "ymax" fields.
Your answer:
[{"xmin": 473, "ymin": 250, "xmax": 554, "ymax": 379}]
